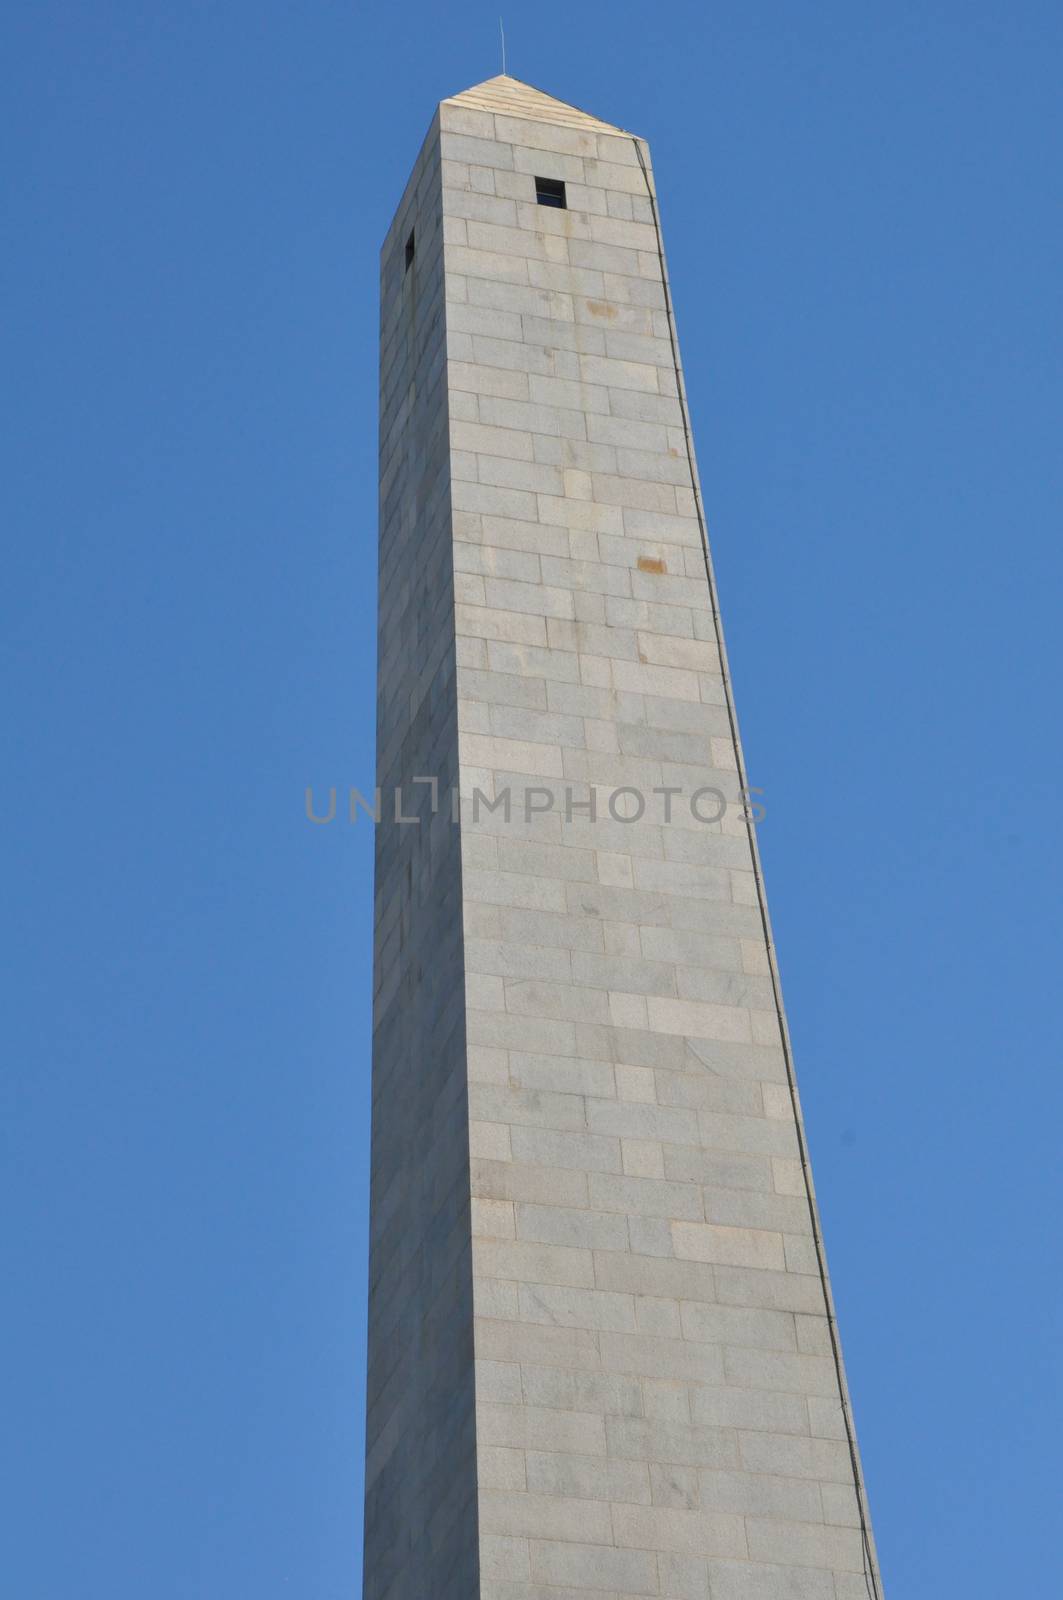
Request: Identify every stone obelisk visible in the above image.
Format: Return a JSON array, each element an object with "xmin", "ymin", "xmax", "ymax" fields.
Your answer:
[{"xmin": 365, "ymin": 75, "xmax": 883, "ymax": 1600}]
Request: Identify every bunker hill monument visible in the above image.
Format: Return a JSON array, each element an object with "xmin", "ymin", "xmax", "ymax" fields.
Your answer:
[{"xmin": 365, "ymin": 75, "xmax": 883, "ymax": 1600}]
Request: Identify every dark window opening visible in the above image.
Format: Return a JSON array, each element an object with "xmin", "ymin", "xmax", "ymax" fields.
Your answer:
[
  {"xmin": 535, "ymin": 176, "xmax": 566, "ymax": 209},
  {"xmin": 404, "ymin": 230, "xmax": 415, "ymax": 272}
]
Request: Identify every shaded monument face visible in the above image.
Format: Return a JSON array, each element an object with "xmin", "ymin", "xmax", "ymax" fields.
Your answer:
[{"xmin": 365, "ymin": 74, "xmax": 883, "ymax": 1600}]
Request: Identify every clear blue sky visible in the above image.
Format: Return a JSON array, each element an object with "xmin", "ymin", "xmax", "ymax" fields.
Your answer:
[{"xmin": 3, "ymin": 3, "xmax": 1061, "ymax": 1595}]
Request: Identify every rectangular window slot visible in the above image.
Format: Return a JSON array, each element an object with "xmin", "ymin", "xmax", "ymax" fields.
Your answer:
[
  {"xmin": 535, "ymin": 176, "xmax": 566, "ymax": 209},
  {"xmin": 404, "ymin": 230, "xmax": 415, "ymax": 272}
]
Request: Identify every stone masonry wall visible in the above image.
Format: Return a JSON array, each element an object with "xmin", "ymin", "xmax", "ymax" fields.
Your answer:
[
  {"xmin": 364, "ymin": 116, "xmax": 479, "ymax": 1600},
  {"xmin": 365, "ymin": 80, "xmax": 883, "ymax": 1600},
  {"xmin": 438, "ymin": 92, "xmax": 883, "ymax": 1600}
]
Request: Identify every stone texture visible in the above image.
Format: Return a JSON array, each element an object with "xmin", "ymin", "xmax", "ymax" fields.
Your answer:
[
  {"xmin": 363, "ymin": 111, "xmax": 475, "ymax": 1600},
  {"xmin": 366, "ymin": 72, "xmax": 884, "ymax": 1600}
]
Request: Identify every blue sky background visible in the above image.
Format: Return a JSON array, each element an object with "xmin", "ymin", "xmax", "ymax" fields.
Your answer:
[{"xmin": 3, "ymin": 3, "xmax": 1061, "ymax": 1595}]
